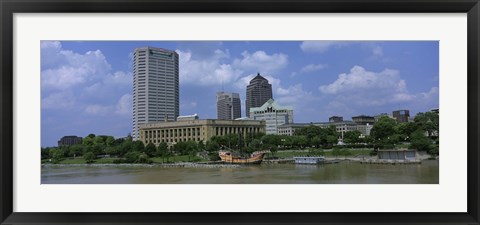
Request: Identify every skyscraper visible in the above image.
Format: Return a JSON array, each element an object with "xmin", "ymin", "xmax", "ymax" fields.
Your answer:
[
  {"xmin": 246, "ymin": 73, "xmax": 273, "ymax": 117},
  {"xmin": 216, "ymin": 92, "xmax": 241, "ymax": 120},
  {"xmin": 132, "ymin": 47, "xmax": 179, "ymax": 140}
]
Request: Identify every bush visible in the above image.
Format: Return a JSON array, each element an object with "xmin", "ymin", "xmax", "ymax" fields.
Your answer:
[{"xmin": 84, "ymin": 152, "xmax": 96, "ymax": 164}]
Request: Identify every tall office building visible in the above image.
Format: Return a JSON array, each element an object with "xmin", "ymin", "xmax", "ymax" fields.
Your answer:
[
  {"xmin": 132, "ymin": 47, "xmax": 179, "ymax": 140},
  {"xmin": 246, "ymin": 73, "xmax": 273, "ymax": 117},
  {"xmin": 216, "ymin": 92, "xmax": 242, "ymax": 120}
]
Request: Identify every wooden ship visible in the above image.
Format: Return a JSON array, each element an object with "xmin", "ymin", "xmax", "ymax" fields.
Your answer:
[{"xmin": 218, "ymin": 149, "xmax": 270, "ymax": 164}]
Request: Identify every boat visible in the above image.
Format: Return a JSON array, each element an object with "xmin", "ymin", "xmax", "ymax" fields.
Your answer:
[
  {"xmin": 218, "ymin": 150, "xmax": 270, "ymax": 164},
  {"xmin": 293, "ymin": 156, "xmax": 325, "ymax": 164}
]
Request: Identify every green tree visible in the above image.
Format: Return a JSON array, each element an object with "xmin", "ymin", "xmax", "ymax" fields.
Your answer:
[
  {"xmin": 84, "ymin": 152, "xmax": 96, "ymax": 164},
  {"xmin": 224, "ymin": 134, "xmax": 240, "ymax": 149},
  {"xmin": 197, "ymin": 141, "xmax": 205, "ymax": 151},
  {"xmin": 343, "ymin": 130, "xmax": 362, "ymax": 144},
  {"xmin": 292, "ymin": 135, "xmax": 308, "ymax": 149},
  {"xmin": 119, "ymin": 140, "xmax": 134, "ymax": 156},
  {"xmin": 137, "ymin": 153, "xmax": 152, "ymax": 164},
  {"xmin": 41, "ymin": 147, "xmax": 50, "ymax": 160},
  {"xmin": 250, "ymin": 139, "xmax": 262, "ymax": 151},
  {"xmin": 206, "ymin": 140, "xmax": 219, "ymax": 153},
  {"xmin": 124, "ymin": 151, "xmax": 141, "ymax": 163},
  {"xmin": 157, "ymin": 142, "xmax": 169, "ymax": 163},
  {"xmin": 68, "ymin": 144, "xmax": 84, "ymax": 157},
  {"xmin": 133, "ymin": 141, "xmax": 145, "ymax": 153},
  {"xmin": 395, "ymin": 122, "xmax": 418, "ymax": 141},
  {"xmin": 261, "ymin": 135, "xmax": 281, "ymax": 147},
  {"xmin": 410, "ymin": 129, "xmax": 434, "ymax": 153},
  {"xmin": 82, "ymin": 134, "xmax": 95, "ymax": 146},
  {"xmin": 311, "ymin": 136, "xmax": 322, "ymax": 148},
  {"xmin": 94, "ymin": 136, "xmax": 106, "ymax": 145},
  {"xmin": 50, "ymin": 148, "xmax": 64, "ymax": 163},
  {"xmin": 105, "ymin": 136, "xmax": 115, "ymax": 147},
  {"xmin": 187, "ymin": 143, "xmax": 198, "ymax": 161},
  {"xmin": 414, "ymin": 112, "xmax": 439, "ymax": 136},
  {"xmin": 145, "ymin": 142, "xmax": 157, "ymax": 157},
  {"xmin": 296, "ymin": 125, "xmax": 322, "ymax": 140},
  {"xmin": 370, "ymin": 116, "xmax": 398, "ymax": 149}
]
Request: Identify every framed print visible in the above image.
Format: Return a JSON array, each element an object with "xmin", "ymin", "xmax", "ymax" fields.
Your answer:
[{"xmin": 1, "ymin": 0, "xmax": 479, "ymax": 224}]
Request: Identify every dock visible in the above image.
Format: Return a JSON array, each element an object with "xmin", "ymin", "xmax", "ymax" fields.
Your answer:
[{"xmin": 360, "ymin": 159, "xmax": 422, "ymax": 165}]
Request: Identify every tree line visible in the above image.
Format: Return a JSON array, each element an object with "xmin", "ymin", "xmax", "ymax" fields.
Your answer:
[{"xmin": 41, "ymin": 111, "xmax": 439, "ymax": 164}]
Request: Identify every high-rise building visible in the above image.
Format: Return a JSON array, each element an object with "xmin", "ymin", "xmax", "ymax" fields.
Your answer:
[
  {"xmin": 246, "ymin": 73, "xmax": 273, "ymax": 117},
  {"xmin": 250, "ymin": 99, "xmax": 293, "ymax": 135},
  {"xmin": 216, "ymin": 92, "xmax": 241, "ymax": 120},
  {"xmin": 392, "ymin": 110, "xmax": 410, "ymax": 123},
  {"xmin": 132, "ymin": 47, "xmax": 179, "ymax": 140}
]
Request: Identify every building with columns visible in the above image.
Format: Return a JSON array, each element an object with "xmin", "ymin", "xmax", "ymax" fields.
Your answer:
[{"xmin": 139, "ymin": 118, "xmax": 265, "ymax": 147}]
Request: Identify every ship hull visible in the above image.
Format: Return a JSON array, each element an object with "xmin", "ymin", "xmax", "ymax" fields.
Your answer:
[{"xmin": 218, "ymin": 151, "xmax": 267, "ymax": 164}]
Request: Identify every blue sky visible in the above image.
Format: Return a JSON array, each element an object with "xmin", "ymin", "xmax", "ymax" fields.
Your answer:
[{"xmin": 41, "ymin": 41, "xmax": 439, "ymax": 147}]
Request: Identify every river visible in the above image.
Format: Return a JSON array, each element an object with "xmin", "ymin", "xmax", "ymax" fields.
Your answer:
[{"xmin": 41, "ymin": 160, "xmax": 438, "ymax": 184}]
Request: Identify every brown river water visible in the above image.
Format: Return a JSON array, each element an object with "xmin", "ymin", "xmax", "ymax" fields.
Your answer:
[{"xmin": 41, "ymin": 160, "xmax": 439, "ymax": 184}]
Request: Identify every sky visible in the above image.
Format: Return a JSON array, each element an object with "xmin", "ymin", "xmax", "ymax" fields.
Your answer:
[{"xmin": 41, "ymin": 41, "xmax": 439, "ymax": 147}]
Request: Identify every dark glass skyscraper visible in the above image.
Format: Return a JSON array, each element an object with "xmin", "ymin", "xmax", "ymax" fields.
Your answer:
[{"xmin": 246, "ymin": 73, "xmax": 273, "ymax": 117}]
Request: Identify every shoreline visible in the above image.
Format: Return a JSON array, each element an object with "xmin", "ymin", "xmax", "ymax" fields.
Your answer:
[{"xmin": 42, "ymin": 157, "xmax": 437, "ymax": 168}]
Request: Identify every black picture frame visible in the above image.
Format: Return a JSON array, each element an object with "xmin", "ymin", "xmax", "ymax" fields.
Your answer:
[{"xmin": 1, "ymin": 0, "xmax": 479, "ymax": 224}]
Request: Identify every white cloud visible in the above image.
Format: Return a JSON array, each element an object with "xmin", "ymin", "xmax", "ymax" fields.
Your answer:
[
  {"xmin": 84, "ymin": 104, "xmax": 111, "ymax": 116},
  {"xmin": 115, "ymin": 94, "xmax": 132, "ymax": 116},
  {"xmin": 372, "ymin": 46, "xmax": 384, "ymax": 57},
  {"xmin": 82, "ymin": 94, "xmax": 132, "ymax": 116},
  {"xmin": 41, "ymin": 41, "xmax": 112, "ymax": 90},
  {"xmin": 300, "ymin": 64, "xmax": 328, "ymax": 74},
  {"xmin": 232, "ymin": 51, "xmax": 288, "ymax": 74},
  {"xmin": 177, "ymin": 49, "xmax": 243, "ymax": 86},
  {"xmin": 41, "ymin": 91, "xmax": 75, "ymax": 110},
  {"xmin": 41, "ymin": 41, "xmax": 132, "ymax": 115},
  {"xmin": 111, "ymin": 71, "xmax": 132, "ymax": 86},
  {"xmin": 275, "ymin": 84, "xmax": 315, "ymax": 106},
  {"xmin": 300, "ymin": 41, "xmax": 349, "ymax": 53},
  {"xmin": 319, "ymin": 66, "xmax": 438, "ymax": 108}
]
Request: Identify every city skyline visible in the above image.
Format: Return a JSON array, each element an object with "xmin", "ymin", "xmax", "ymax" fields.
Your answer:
[{"xmin": 41, "ymin": 41, "xmax": 439, "ymax": 147}]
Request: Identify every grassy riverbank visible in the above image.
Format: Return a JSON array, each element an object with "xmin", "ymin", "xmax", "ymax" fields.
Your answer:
[{"xmin": 43, "ymin": 148, "xmax": 375, "ymax": 165}]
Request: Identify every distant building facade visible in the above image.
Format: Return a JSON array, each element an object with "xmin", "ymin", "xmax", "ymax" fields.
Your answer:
[
  {"xmin": 132, "ymin": 46, "xmax": 179, "ymax": 140},
  {"xmin": 329, "ymin": 116, "xmax": 343, "ymax": 123},
  {"xmin": 352, "ymin": 115, "xmax": 375, "ymax": 125},
  {"xmin": 246, "ymin": 73, "xmax": 273, "ymax": 117},
  {"xmin": 392, "ymin": 110, "xmax": 410, "ymax": 123},
  {"xmin": 58, "ymin": 136, "xmax": 83, "ymax": 146},
  {"xmin": 277, "ymin": 123, "xmax": 313, "ymax": 136},
  {"xmin": 278, "ymin": 120, "xmax": 373, "ymax": 137},
  {"xmin": 177, "ymin": 114, "xmax": 199, "ymax": 121},
  {"xmin": 139, "ymin": 119, "xmax": 265, "ymax": 147},
  {"xmin": 249, "ymin": 99, "xmax": 293, "ymax": 135},
  {"xmin": 216, "ymin": 92, "xmax": 241, "ymax": 120}
]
